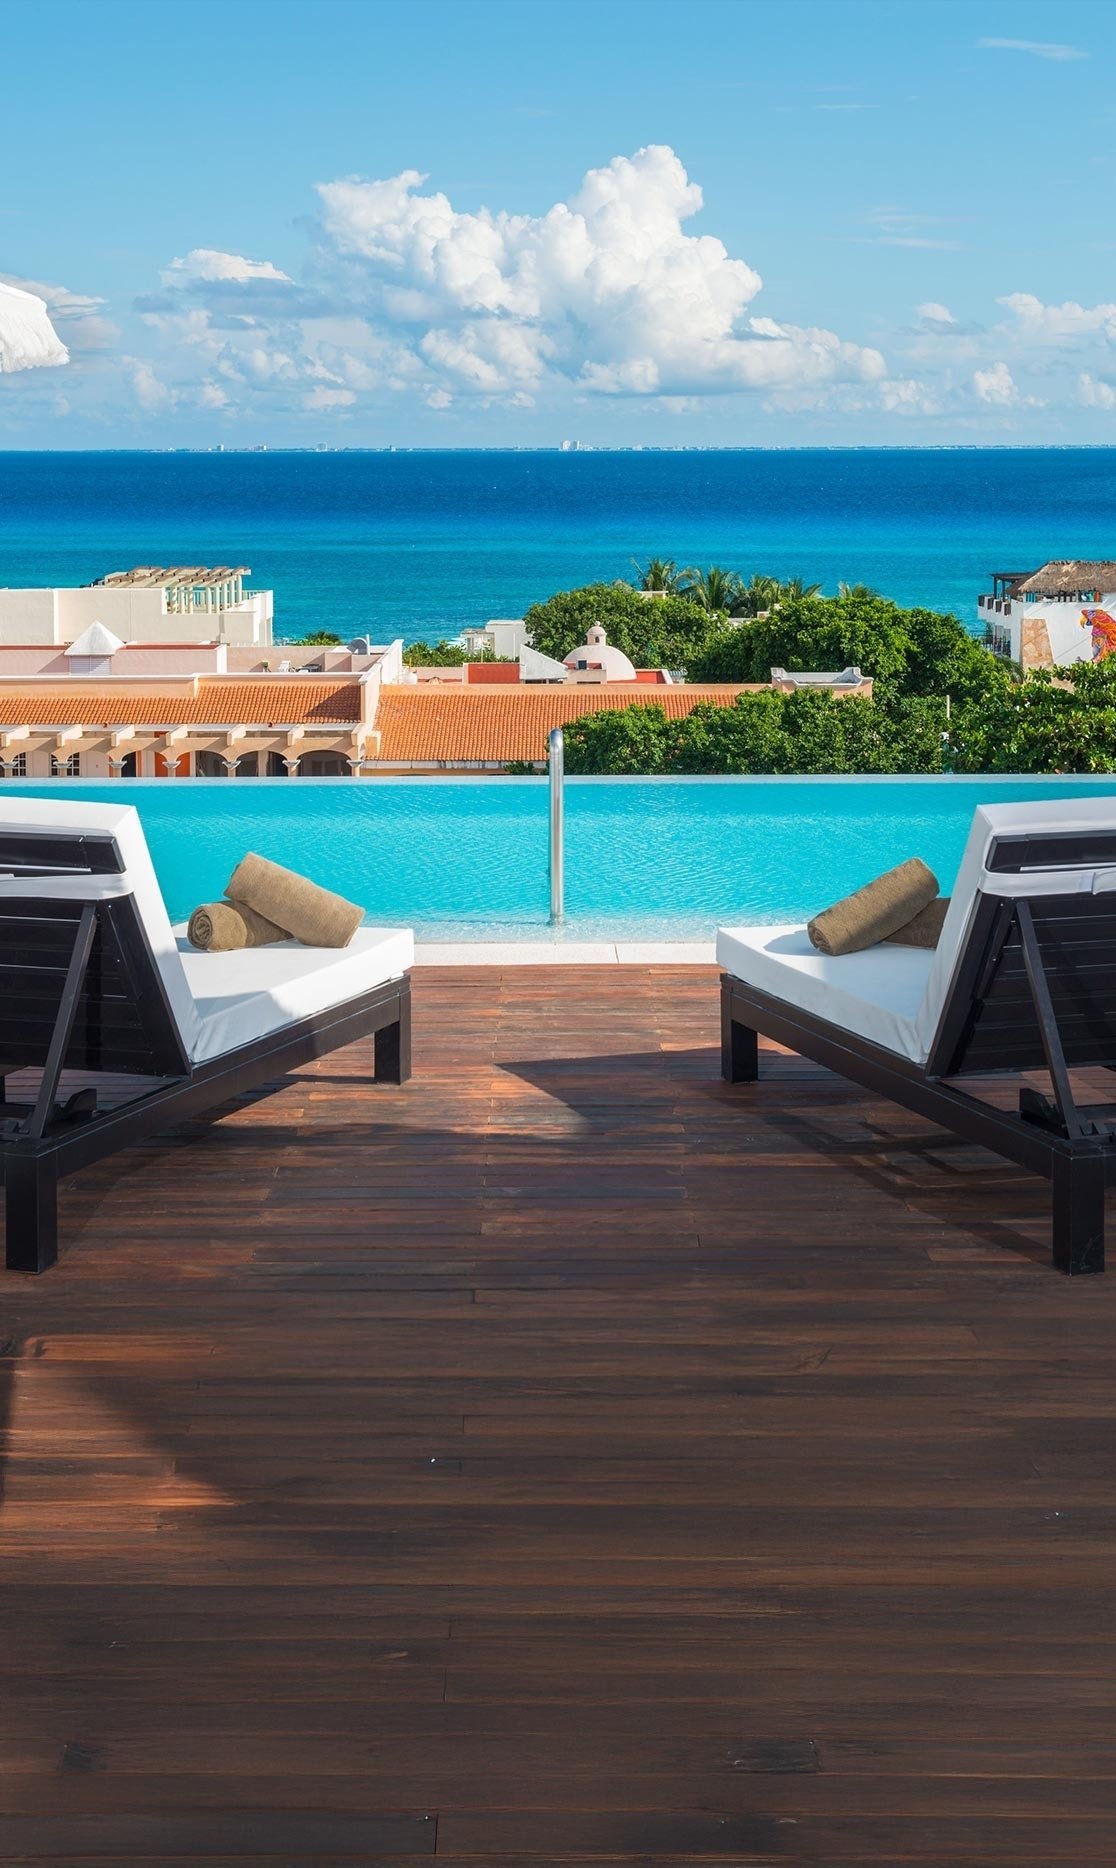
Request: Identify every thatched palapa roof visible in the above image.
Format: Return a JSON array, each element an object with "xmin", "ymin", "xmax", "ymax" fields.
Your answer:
[{"xmin": 1015, "ymin": 561, "xmax": 1116, "ymax": 596}]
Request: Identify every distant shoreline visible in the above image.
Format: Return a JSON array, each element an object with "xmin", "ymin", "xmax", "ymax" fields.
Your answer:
[{"xmin": 2, "ymin": 444, "xmax": 1116, "ymax": 458}]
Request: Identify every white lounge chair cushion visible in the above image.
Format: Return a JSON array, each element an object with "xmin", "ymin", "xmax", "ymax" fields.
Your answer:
[
  {"xmin": 0, "ymin": 796, "xmax": 203, "ymax": 1053},
  {"xmin": 718, "ymin": 795, "xmax": 1116, "ymax": 1070},
  {"xmin": 174, "ymin": 926, "xmax": 414, "ymax": 1064},
  {"xmin": 716, "ymin": 925, "xmax": 934, "ymax": 1065},
  {"xmin": 0, "ymin": 797, "xmax": 413, "ymax": 1068}
]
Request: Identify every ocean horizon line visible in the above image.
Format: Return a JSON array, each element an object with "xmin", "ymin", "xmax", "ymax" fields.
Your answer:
[{"xmin": 2, "ymin": 443, "xmax": 1116, "ymax": 457}]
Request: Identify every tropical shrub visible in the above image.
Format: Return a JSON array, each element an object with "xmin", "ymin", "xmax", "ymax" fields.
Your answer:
[
  {"xmin": 688, "ymin": 591, "xmax": 1008, "ymax": 704},
  {"xmin": 403, "ymin": 639, "xmax": 503, "ymax": 666},
  {"xmin": 524, "ymin": 582, "xmax": 717, "ymax": 673},
  {"xmin": 561, "ymin": 703, "xmax": 675, "ymax": 775},
  {"xmin": 952, "ymin": 662, "xmax": 1116, "ymax": 773},
  {"xmin": 561, "ymin": 689, "xmax": 947, "ymax": 777}
]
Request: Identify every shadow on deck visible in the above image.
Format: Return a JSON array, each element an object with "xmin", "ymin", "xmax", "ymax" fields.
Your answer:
[{"xmin": 2, "ymin": 964, "xmax": 1115, "ymax": 1865}]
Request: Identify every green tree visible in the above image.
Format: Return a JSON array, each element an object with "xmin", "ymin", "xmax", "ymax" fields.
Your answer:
[
  {"xmin": 300, "ymin": 630, "xmax": 343, "ymax": 646},
  {"xmin": 952, "ymin": 663, "xmax": 1116, "ymax": 773},
  {"xmin": 678, "ymin": 565, "xmax": 747, "ymax": 614},
  {"xmin": 558, "ymin": 689, "xmax": 946, "ymax": 777},
  {"xmin": 562, "ymin": 703, "xmax": 674, "ymax": 775},
  {"xmin": 736, "ymin": 573, "xmax": 781, "ymax": 617},
  {"xmin": 774, "ymin": 577, "xmax": 823, "ymax": 604},
  {"xmin": 667, "ymin": 691, "xmax": 788, "ymax": 773},
  {"xmin": 523, "ymin": 582, "xmax": 718, "ymax": 673},
  {"xmin": 689, "ymin": 595, "xmax": 902, "ymax": 687},
  {"xmin": 688, "ymin": 591, "xmax": 1009, "ymax": 703},
  {"xmin": 630, "ymin": 556, "xmax": 683, "ymax": 594},
  {"xmin": 403, "ymin": 639, "xmax": 504, "ymax": 666}
]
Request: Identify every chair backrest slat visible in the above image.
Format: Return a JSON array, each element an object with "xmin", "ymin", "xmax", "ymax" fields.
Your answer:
[
  {"xmin": 0, "ymin": 895, "xmax": 188, "ymax": 1079},
  {"xmin": 929, "ymin": 827, "xmax": 1116, "ymax": 1077},
  {"xmin": 0, "ymin": 801, "xmax": 201, "ymax": 1064}
]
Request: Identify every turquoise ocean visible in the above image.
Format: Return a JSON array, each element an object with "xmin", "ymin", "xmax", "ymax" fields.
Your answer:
[{"xmin": 1, "ymin": 448, "xmax": 1114, "ymax": 645}]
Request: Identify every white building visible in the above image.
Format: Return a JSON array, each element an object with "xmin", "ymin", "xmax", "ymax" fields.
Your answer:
[
  {"xmin": 979, "ymin": 562, "xmax": 1116, "ymax": 669},
  {"xmin": 0, "ymin": 565, "xmax": 274, "ymax": 649},
  {"xmin": 563, "ymin": 622, "xmax": 637, "ymax": 684},
  {"xmin": 460, "ymin": 618, "xmax": 529, "ymax": 660}
]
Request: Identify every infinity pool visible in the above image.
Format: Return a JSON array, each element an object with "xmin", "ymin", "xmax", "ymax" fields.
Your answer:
[{"xmin": 19, "ymin": 776, "xmax": 1116, "ymax": 940}]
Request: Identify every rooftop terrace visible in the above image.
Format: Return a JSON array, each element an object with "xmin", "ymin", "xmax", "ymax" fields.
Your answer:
[{"xmin": 3, "ymin": 964, "xmax": 1115, "ymax": 1863}]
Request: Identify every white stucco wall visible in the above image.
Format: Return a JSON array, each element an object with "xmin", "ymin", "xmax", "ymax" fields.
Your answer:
[
  {"xmin": 1004, "ymin": 593, "xmax": 1116, "ymax": 667},
  {"xmin": 0, "ymin": 586, "xmax": 273, "ymax": 647}
]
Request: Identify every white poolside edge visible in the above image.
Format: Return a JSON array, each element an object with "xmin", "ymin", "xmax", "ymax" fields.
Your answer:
[{"xmin": 413, "ymin": 939, "xmax": 716, "ymax": 965}]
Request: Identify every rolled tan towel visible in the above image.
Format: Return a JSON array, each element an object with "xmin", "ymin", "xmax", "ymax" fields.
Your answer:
[
  {"xmin": 885, "ymin": 897, "xmax": 951, "ymax": 949},
  {"xmin": 187, "ymin": 900, "xmax": 289, "ymax": 952},
  {"xmin": 226, "ymin": 851, "xmax": 364, "ymax": 949},
  {"xmin": 807, "ymin": 857, "xmax": 939, "ymax": 956}
]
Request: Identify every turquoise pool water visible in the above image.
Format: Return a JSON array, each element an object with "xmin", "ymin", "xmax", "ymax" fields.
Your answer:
[{"xmin": 15, "ymin": 776, "xmax": 1116, "ymax": 940}]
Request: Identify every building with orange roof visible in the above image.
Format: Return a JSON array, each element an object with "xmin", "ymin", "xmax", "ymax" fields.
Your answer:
[
  {"xmin": 0, "ymin": 619, "xmax": 871, "ymax": 779},
  {"xmin": 371, "ymin": 683, "xmax": 756, "ymax": 770},
  {"xmin": 0, "ymin": 669, "xmax": 384, "ymax": 779}
]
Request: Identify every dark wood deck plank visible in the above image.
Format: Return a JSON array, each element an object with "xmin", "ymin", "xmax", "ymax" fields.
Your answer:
[{"xmin": 2, "ymin": 963, "xmax": 1116, "ymax": 1863}]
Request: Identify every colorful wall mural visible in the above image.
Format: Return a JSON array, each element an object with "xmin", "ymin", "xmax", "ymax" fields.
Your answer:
[{"xmin": 1082, "ymin": 608, "xmax": 1116, "ymax": 661}]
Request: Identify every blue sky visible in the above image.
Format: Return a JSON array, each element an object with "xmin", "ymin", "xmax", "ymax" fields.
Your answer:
[{"xmin": 2, "ymin": 0, "xmax": 1114, "ymax": 446}]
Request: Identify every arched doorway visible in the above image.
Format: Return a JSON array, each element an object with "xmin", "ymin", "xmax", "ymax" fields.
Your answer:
[
  {"xmin": 118, "ymin": 753, "xmax": 138, "ymax": 778},
  {"xmin": 297, "ymin": 752, "xmax": 351, "ymax": 776},
  {"xmin": 195, "ymin": 751, "xmax": 228, "ymax": 777}
]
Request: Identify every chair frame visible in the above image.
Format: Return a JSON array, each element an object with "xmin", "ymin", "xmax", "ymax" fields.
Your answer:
[
  {"xmin": 0, "ymin": 829, "xmax": 410, "ymax": 1274},
  {"xmin": 721, "ymin": 838, "xmax": 1116, "ymax": 1276}
]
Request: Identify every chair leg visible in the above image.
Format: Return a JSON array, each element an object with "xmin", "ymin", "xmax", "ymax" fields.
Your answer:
[
  {"xmin": 4, "ymin": 1153, "xmax": 59, "ymax": 1274},
  {"xmin": 721, "ymin": 981, "xmax": 759, "ymax": 1083},
  {"xmin": 1051, "ymin": 1153, "xmax": 1106, "ymax": 1275},
  {"xmin": 374, "ymin": 1001, "xmax": 411, "ymax": 1084}
]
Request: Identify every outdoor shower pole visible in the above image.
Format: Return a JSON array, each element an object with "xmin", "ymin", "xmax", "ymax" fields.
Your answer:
[{"xmin": 548, "ymin": 726, "xmax": 564, "ymax": 924}]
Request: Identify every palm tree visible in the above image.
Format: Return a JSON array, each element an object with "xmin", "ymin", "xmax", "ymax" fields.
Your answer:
[
  {"xmin": 737, "ymin": 573, "xmax": 781, "ymax": 618},
  {"xmin": 774, "ymin": 578, "xmax": 823, "ymax": 604},
  {"xmin": 679, "ymin": 565, "xmax": 746, "ymax": 614},
  {"xmin": 301, "ymin": 630, "xmax": 344, "ymax": 645},
  {"xmin": 631, "ymin": 557, "xmax": 682, "ymax": 594},
  {"xmin": 837, "ymin": 581, "xmax": 879, "ymax": 600}
]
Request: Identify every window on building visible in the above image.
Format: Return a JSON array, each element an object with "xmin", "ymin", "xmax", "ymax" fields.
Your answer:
[
  {"xmin": 51, "ymin": 753, "xmax": 81, "ymax": 777},
  {"xmin": 0, "ymin": 752, "xmax": 28, "ymax": 778}
]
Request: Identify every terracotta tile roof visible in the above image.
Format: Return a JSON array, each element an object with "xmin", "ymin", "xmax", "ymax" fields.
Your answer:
[
  {"xmin": 0, "ymin": 679, "xmax": 360, "ymax": 728},
  {"xmin": 374, "ymin": 684, "xmax": 750, "ymax": 765}
]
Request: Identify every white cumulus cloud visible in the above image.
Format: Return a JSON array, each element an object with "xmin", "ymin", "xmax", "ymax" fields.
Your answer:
[
  {"xmin": 917, "ymin": 301, "xmax": 956, "ymax": 327},
  {"xmin": 303, "ymin": 384, "xmax": 355, "ymax": 410},
  {"xmin": 0, "ymin": 279, "xmax": 69, "ymax": 373},
  {"xmin": 973, "ymin": 360, "xmax": 1020, "ymax": 405},
  {"xmin": 130, "ymin": 358, "xmax": 175, "ymax": 411},
  {"xmin": 879, "ymin": 377, "xmax": 939, "ymax": 415},
  {"xmin": 163, "ymin": 249, "xmax": 293, "ymax": 285},
  {"xmin": 311, "ymin": 145, "xmax": 884, "ymax": 401},
  {"xmin": 1079, "ymin": 372, "xmax": 1116, "ymax": 409},
  {"xmin": 998, "ymin": 292, "xmax": 1116, "ymax": 344},
  {"xmin": 126, "ymin": 145, "xmax": 885, "ymax": 417}
]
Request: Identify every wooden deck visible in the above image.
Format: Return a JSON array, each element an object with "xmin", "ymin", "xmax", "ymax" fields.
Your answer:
[{"xmin": 4, "ymin": 963, "xmax": 1116, "ymax": 1864}]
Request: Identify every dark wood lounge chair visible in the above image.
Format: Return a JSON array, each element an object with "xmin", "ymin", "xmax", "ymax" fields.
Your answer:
[
  {"xmin": 0, "ymin": 799, "xmax": 412, "ymax": 1273},
  {"xmin": 719, "ymin": 798, "xmax": 1116, "ymax": 1275}
]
